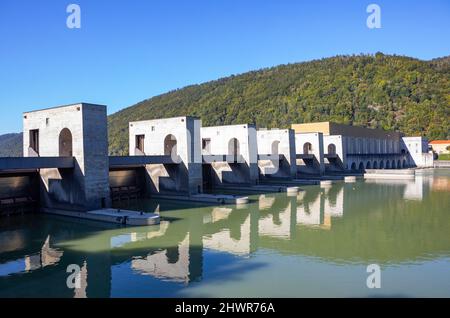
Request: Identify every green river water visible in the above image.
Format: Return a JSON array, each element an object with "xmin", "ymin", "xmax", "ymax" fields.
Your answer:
[{"xmin": 0, "ymin": 169, "xmax": 449, "ymax": 297}]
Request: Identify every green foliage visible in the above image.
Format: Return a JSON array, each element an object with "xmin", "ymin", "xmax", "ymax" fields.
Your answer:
[
  {"xmin": 108, "ymin": 54, "xmax": 450, "ymax": 155},
  {"xmin": 438, "ymin": 153, "xmax": 450, "ymax": 161}
]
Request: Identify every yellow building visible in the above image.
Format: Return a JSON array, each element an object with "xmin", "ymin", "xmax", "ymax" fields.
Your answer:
[{"xmin": 291, "ymin": 121, "xmax": 402, "ymax": 141}]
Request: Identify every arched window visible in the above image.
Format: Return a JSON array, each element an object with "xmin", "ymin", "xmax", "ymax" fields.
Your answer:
[
  {"xmin": 228, "ymin": 138, "xmax": 240, "ymax": 156},
  {"xmin": 366, "ymin": 161, "xmax": 371, "ymax": 169},
  {"xmin": 351, "ymin": 162, "xmax": 356, "ymax": 171},
  {"xmin": 303, "ymin": 142, "xmax": 312, "ymax": 155},
  {"xmin": 402, "ymin": 160, "xmax": 406, "ymax": 168},
  {"xmin": 328, "ymin": 144, "xmax": 336, "ymax": 155},
  {"xmin": 164, "ymin": 134, "xmax": 177, "ymax": 156},
  {"xmin": 397, "ymin": 160, "xmax": 401, "ymax": 169},
  {"xmin": 271, "ymin": 140, "xmax": 280, "ymax": 155},
  {"xmin": 373, "ymin": 161, "xmax": 378, "ymax": 169},
  {"xmin": 358, "ymin": 162, "xmax": 364, "ymax": 171},
  {"xmin": 386, "ymin": 160, "xmax": 390, "ymax": 169},
  {"xmin": 380, "ymin": 160, "xmax": 384, "ymax": 169},
  {"xmin": 391, "ymin": 161, "xmax": 396, "ymax": 169},
  {"xmin": 59, "ymin": 128, "xmax": 73, "ymax": 157}
]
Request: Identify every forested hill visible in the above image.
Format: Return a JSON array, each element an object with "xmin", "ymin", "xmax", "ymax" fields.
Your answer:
[
  {"xmin": 0, "ymin": 133, "xmax": 22, "ymax": 157},
  {"xmin": 0, "ymin": 54, "xmax": 448, "ymax": 157},
  {"xmin": 108, "ymin": 53, "xmax": 449, "ymax": 155}
]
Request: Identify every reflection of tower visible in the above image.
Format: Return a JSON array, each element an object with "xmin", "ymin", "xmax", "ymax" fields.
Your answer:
[
  {"xmin": 203, "ymin": 207, "xmax": 233, "ymax": 224},
  {"xmin": 203, "ymin": 215, "xmax": 252, "ymax": 255},
  {"xmin": 297, "ymin": 191, "xmax": 322, "ymax": 226},
  {"xmin": 258, "ymin": 195, "xmax": 276, "ymax": 210},
  {"xmin": 258, "ymin": 196, "xmax": 293, "ymax": 239},
  {"xmin": 203, "ymin": 207, "xmax": 259, "ymax": 256},
  {"xmin": 24, "ymin": 235, "xmax": 63, "ymax": 271},
  {"xmin": 324, "ymin": 185, "xmax": 344, "ymax": 217},
  {"xmin": 296, "ymin": 185, "xmax": 345, "ymax": 230},
  {"xmin": 404, "ymin": 176, "xmax": 424, "ymax": 201},
  {"xmin": 131, "ymin": 234, "xmax": 191, "ymax": 283}
]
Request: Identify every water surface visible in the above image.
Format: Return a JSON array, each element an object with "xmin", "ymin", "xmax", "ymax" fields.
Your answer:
[{"xmin": 1, "ymin": 169, "xmax": 449, "ymax": 297}]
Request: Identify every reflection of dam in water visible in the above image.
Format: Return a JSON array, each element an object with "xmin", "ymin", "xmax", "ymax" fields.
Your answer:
[
  {"xmin": 364, "ymin": 175, "xmax": 429, "ymax": 201},
  {"xmin": 258, "ymin": 195, "xmax": 293, "ymax": 239},
  {"xmin": 0, "ymin": 172, "xmax": 448, "ymax": 297},
  {"xmin": 0, "ymin": 235, "xmax": 63, "ymax": 276},
  {"xmin": 131, "ymin": 233, "xmax": 191, "ymax": 283}
]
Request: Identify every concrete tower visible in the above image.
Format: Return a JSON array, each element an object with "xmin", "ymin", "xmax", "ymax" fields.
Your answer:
[{"xmin": 23, "ymin": 103, "xmax": 111, "ymax": 211}]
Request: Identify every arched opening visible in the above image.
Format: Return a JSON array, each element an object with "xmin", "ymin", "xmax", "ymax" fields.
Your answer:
[
  {"xmin": 350, "ymin": 162, "xmax": 356, "ymax": 171},
  {"xmin": 386, "ymin": 160, "xmax": 390, "ymax": 169},
  {"xmin": 327, "ymin": 144, "xmax": 336, "ymax": 155},
  {"xmin": 401, "ymin": 149, "xmax": 406, "ymax": 154},
  {"xmin": 271, "ymin": 140, "xmax": 280, "ymax": 155},
  {"xmin": 164, "ymin": 134, "xmax": 177, "ymax": 156},
  {"xmin": 380, "ymin": 160, "xmax": 384, "ymax": 169},
  {"xmin": 391, "ymin": 161, "xmax": 396, "ymax": 169},
  {"xmin": 366, "ymin": 161, "xmax": 371, "ymax": 169},
  {"xmin": 303, "ymin": 142, "xmax": 312, "ymax": 155},
  {"xmin": 59, "ymin": 128, "xmax": 73, "ymax": 157},
  {"xmin": 402, "ymin": 160, "xmax": 407, "ymax": 168},
  {"xmin": 358, "ymin": 162, "xmax": 364, "ymax": 171},
  {"xmin": 373, "ymin": 161, "xmax": 378, "ymax": 169},
  {"xmin": 228, "ymin": 138, "xmax": 240, "ymax": 156},
  {"xmin": 397, "ymin": 160, "xmax": 401, "ymax": 169}
]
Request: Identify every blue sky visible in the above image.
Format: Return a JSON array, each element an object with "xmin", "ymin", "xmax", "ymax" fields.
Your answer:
[{"xmin": 0, "ymin": 0, "xmax": 449, "ymax": 134}]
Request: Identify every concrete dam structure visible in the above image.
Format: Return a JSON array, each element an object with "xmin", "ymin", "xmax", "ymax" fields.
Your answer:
[{"xmin": 0, "ymin": 102, "xmax": 434, "ymax": 223}]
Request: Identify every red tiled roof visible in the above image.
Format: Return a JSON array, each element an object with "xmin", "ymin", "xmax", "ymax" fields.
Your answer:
[{"xmin": 430, "ymin": 140, "xmax": 450, "ymax": 144}]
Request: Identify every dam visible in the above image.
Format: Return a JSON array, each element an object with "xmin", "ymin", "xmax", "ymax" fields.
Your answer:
[{"xmin": 0, "ymin": 102, "xmax": 435, "ymax": 223}]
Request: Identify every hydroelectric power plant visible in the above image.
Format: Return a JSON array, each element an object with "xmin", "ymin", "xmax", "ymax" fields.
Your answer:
[{"xmin": 0, "ymin": 103, "xmax": 435, "ymax": 224}]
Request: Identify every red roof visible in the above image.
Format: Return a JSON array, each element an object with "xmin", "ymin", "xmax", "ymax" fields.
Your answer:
[{"xmin": 430, "ymin": 140, "xmax": 450, "ymax": 144}]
